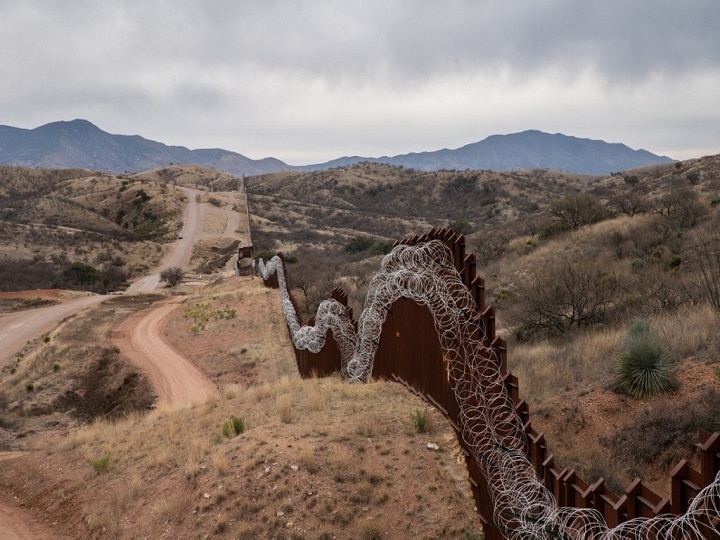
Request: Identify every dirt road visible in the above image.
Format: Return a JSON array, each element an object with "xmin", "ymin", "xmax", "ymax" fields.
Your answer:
[
  {"xmin": 126, "ymin": 187, "xmax": 201, "ymax": 294},
  {"xmin": 114, "ymin": 297, "xmax": 218, "ymax": 409},
  {"xmin": 0, "ymin": 294, "xmax": 107, "ymax": 369},
  {"xmin": 0, "ymin": 186, "xmax": 234, "ymax": 535}
]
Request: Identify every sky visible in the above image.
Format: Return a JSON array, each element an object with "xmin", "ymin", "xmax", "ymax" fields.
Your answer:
[{"xmin": 1, "ymin": 0, "xmax": 719, "ymax": 165}]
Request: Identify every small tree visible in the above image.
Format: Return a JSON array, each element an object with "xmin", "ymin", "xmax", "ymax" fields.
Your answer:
[
  {"xmin": 508, "ymin": 257, "xmax": 620, "ymax": 338},
  {"xmin": 160, "ymin": 266, "xmax": 184, "ymax": 287},
  {"xmin": 694, "ymin": 224, "xmax": 720, "ymax": 312},
  {"xmin": 549, "ymin": 194, "xmax": 612, "ymax": 231}
]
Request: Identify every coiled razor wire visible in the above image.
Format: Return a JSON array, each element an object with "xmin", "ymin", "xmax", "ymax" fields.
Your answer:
[{"xmin": 258, "ymin": 240, "xmax": 720, "ymax": 538}]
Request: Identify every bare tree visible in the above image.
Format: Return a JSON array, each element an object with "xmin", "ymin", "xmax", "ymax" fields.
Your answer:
[
  {"xmin": 159, "ymin": 266, "xmax": 184, "ymax": 287},
  {"xmin": 694, "ymin": 225, "xmax": 720, "ymax": 312},
  {"xmin": 508, "ymin": 257, "xmax": 620, "ymax": 338},
  {"xmin": 549, "ymin": 194, "xmax": 611, "ymax": 231}
]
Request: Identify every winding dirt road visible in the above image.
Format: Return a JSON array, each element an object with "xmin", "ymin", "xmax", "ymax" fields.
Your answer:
[
  {"xmin": 0, "ymin": 186, "xmax": 247, "ymax": 536},
  {"xmin": 113, "ymin": 297, "xmax": 218, "ymax": 409}
]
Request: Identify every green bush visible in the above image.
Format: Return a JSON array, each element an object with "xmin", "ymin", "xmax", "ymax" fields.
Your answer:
[
  {"xmin": 613, "ymin": 325, "xmax": 677, "ymax": 399},
  {"xmin": 344, "ymin": 235, "xmax": 375, "ymax": 253},
  {"xmin": 223, "ymin": 416, "xmax": 245, "ymax": 438},
  {"xmin": 92, "ymin": 455, "xmax": 110, "ymax": 474},
  {"xmin": 412, "ymin": 409, "xmax": 431, "ymax": 434}
]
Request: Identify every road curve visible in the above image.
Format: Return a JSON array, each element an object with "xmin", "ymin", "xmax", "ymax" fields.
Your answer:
[
  {"xmin": 0, "ymin": 295, "xmax": 107, "ymax": 369},
  {"xmin": 113, "ymin": 297, "xmax": 218, "ymax": 409}
]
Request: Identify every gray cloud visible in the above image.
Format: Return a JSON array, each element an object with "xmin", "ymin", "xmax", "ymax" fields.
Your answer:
[{"xmin": 1, "ymin": 0, "xmax": 719, "ymax": 162}]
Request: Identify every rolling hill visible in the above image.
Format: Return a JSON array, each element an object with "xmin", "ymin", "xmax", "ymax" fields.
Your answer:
[{"xmin": 0, "ymin": 120, "xmax": 673, "ymax": 176}]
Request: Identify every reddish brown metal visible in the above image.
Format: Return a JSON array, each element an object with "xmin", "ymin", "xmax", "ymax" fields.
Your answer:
[{"xmin": 261, "ymin": 227, "xmax": 720, "ymax": 538}]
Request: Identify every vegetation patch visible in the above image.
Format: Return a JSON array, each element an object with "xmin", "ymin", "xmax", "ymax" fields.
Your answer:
[{"xmin": 613, "ymin": 322, "xmax": 677, "ymax": 399}]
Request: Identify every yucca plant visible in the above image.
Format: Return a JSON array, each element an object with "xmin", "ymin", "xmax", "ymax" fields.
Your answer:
[{"xmin": 613, "ymin": 323, "xmax": 677, "ymax": 399}]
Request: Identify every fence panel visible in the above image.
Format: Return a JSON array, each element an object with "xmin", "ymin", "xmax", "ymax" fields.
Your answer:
[{"xmin": 261, "ymin": 227, "xmax": 720, "ymax": 537}]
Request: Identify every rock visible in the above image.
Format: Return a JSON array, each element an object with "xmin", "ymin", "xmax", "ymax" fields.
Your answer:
[
  {"xmin": 426, "ymin": 442, "xmax": 440, "ymax": 451},
  {"xmin": 290, "ymin": 465, "xmax": 299, "ymax": 472}
]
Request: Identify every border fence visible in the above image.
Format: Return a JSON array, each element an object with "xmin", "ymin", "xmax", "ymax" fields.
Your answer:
[{"xmin": 261, "ymin": 227, "xmax": 720, "ymax": 538}]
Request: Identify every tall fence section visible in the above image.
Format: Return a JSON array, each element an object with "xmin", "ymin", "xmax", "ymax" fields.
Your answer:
[{"xmin": 259, "ymin": 228, "xmax": 720, "ymax": 539}]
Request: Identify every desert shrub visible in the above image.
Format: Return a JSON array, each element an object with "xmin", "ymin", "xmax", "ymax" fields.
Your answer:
[
  {"xmin": 549, "ymin": 194, "xmax": 612, "ymax": 231},
  {"xmin": 609, "ymin": 389, "xmax": 720, "ymax": 467},
  {"xmin": 693, "ymin": 224, "xmax": 720, "ymax": 312},
  {"xmin": 63, "ymin": 262, "xmax": 99, "ymax": 289},
  {"xmin": 539, "ymin": 220, "xmax": 567, "ymax": 240},
  {"xmin": 412, "ymin": 408, "xmax": 432, "ymax": 434},
  {"xmin": 159, "ymin": 266, "xmax": 184, "ymax": 287},
  {"xmin": 613, "ymin": 323, "xmax": 677, "ymax": 399},
  {"xmin": 344, "ymin": 235, "xmax": 375, "ymax": 253},
  {"xmin": 507, "ymin": 257, "xmax": 620, "ymax": 338},
  {"xmin": 663, "ymin": 254, "xmax": 682, "ymax": 271},
  {"xmin": 92, "ymin": 455, "xmax": 110, "ymax": 474},
  {"xmin": 370, "ymin": 241, "xmax": 394, "ymax": 255},
  {"xmin": 222, "ymin": 417, "xmax": 245, "ymax": 438},
  {"xmin": 448, "ymin": 218, "xmax": 473, "ymax": 235}
]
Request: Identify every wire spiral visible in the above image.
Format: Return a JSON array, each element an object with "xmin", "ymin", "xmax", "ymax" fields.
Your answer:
[{"xmin": 258, "ymin": 240, "xmax": 720, "ymax": 538}]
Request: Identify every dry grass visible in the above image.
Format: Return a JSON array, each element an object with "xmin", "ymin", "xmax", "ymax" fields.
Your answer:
[{"xmin": 18, "ymin": 374, "xmax": 480, "ymax": 538}]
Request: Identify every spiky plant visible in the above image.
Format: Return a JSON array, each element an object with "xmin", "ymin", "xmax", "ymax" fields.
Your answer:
[
  {"xmin": 222, "ymin": 416, "xmax": 245, "ymax": 438},
  {"xmin": 613, "ymin": 332, "xmax": 677, "ymax": 399}
]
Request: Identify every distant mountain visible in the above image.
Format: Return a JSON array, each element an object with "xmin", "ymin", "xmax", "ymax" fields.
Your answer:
[
  {"xmin": 0, "ymin": 120, "xmax": 674, "ymax": 177},
  {"xmin": 301, "ymin": 130, "xmax": 675, "ymax": 175},
  {"xmin": 0, "ymin": 119, "xmax": 288, "ymax": 176}
]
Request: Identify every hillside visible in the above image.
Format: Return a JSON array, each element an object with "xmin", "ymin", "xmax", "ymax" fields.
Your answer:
[
  {"xmin": 0, "ymin": 120, "xmax": 672, "ymax": 176},
  {"xmin": 0, "ymin": 120, "xmax": 287, "ymax": 176},
  {"xmin": 1, "ymin": 156, "xmax": 720, "ymax": 535},
  {"xmin": 247, "ymin": 155, "xmax": 720, "ymax": 495},
  {"xmin": 301, "ymin": 130, "xmax": 674, "ymax": 174},
  {"xmin": 0, "ymin": 278, "xmax": 482, "ymax": 538},
  {"xmin": 0, "ymin": 164, "xmax": 241, "ymax": 292}
]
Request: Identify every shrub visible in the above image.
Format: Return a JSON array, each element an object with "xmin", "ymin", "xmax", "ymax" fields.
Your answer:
[
  {"xmin": 549, "ymin": 194, "xmax": 612, "ymax": 231},
  {"xmin": 613, "ymin": 325, "xmax": 677, "ymax": 399},
  {"xmin": 694, "ymin": 226, "xmax": 720, "ymax": 312},
  {"xmin": 344, "ymin": 235, "xmax": 375, "ymax": 253},
  {"xmin": 222, "ymin": 417, "xmax": 245, "ymax": 438},
  {"xmin": 159, "ymin": 266, "xmax": 184, "ymax": 287},
  {"xmin": 507, "ymin": 258, "xmax": 620, "ymax": 338},
  {"xmin": 412, "ymin": 409, "xmax": 431, "ymax": 434},
  {"xmin": 92, "ymin": 455, "xmax": 110, "ymax": 474}
]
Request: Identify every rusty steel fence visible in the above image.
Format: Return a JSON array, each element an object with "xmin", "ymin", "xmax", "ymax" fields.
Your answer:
[{"xmin": 262, "ymin": 227, "xmax": 720, "ymax": 539}]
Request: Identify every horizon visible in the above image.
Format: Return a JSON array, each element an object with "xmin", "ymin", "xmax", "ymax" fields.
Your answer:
[
  {"xmin": 1, "ymin": 2, "xmax": 718, "ymax": 165},
  {"xmin": 5, "ymin": 118, "xmax": 681, "ymax": 166}
]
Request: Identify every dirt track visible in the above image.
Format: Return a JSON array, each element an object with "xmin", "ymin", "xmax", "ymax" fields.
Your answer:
[
  {"xmin": 113, "ymin": 297, "xmax": 218, "ymax": 409},
  {"xmin": 0, "ymin": 187, "xmax": 246, "ymax": 535},
  {"xmin": 0, "ymin": 294, "xmax": 107, "ymax": 369}
]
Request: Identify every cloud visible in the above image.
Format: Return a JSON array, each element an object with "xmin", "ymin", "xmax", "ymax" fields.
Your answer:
[{"xmin": 1, "ymin": 0, "xmax": 719, "ymax": 162}]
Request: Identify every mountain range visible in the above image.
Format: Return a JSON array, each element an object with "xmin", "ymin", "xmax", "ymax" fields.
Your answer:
[{"xmin": 0, "ymin": 119, "xmax": 674, "ymax": 176}]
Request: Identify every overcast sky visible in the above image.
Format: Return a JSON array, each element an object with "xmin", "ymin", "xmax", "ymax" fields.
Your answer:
[{"xmin": 2, "ymin": 1, "xmax": 719, "ymax": 164}]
